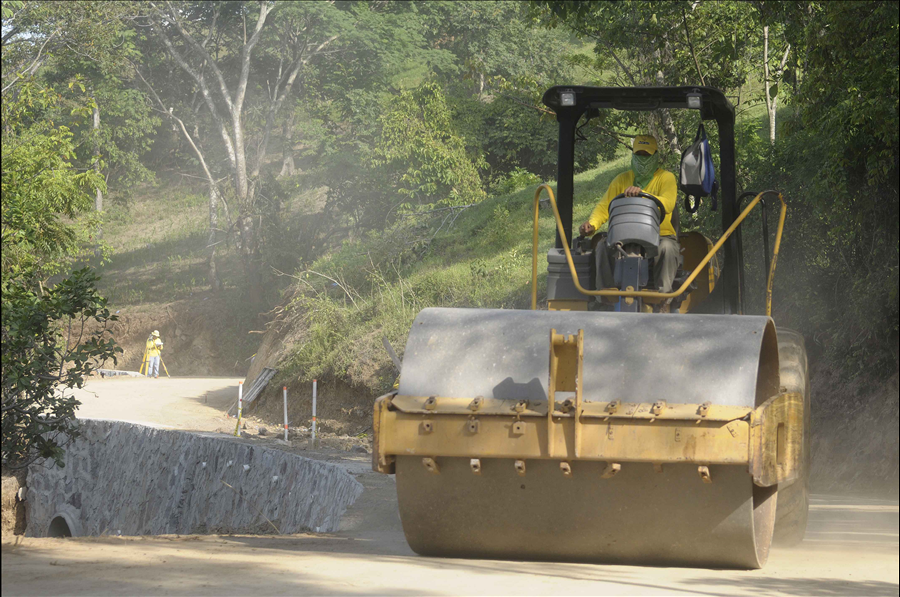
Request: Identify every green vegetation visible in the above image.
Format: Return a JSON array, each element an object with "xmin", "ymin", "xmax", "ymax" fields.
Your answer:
[
  {"xmin": 1, "ymin": 80, "xmax": 105, "ymax": 278},
  {"xmin": 1, "ymin": 269, "xmax": 120, "ymax": 469},
  {"xmin": 279, "ymin": 155, "xmax": 629, "ymax": 392}
]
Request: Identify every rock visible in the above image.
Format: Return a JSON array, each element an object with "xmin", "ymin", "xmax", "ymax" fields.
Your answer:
[
  {"xmin": 353, "ymin": 446, "xmax": 368, "ymax": 454},
  {"xmin": 258, "ymin": 427, "xmax": 268, "ymax": 436}
]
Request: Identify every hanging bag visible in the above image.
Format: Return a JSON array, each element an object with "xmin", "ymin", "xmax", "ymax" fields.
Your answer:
[{"xmin": 679, "ymin": 123, "xmax": 718, "ymax": 213}]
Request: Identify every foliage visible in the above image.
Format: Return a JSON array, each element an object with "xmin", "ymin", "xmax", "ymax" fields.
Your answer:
[
  {"xmin": 374, "ymin": 82, "xmax": 487, "ymax": 210},
  {"xmin": 424, "ymin": 1, "xmax": 610, "ymax": 177},
  {"xmin": 1, "ymin": 268, "xmax": 121, "ymax": 469},
  {"xmin": 535, "ymin": 0, "xmax": 760, "ymax": 90},
  {"xmin": 309, "ymin": 1, "xmax": 599, "ymax": 237},
  {"xmin": 748, "ymin": 1, "xmax": 899, "ymax": 376},
  {"xmin": 1, "ymin": 79, "xmax": 105, "ymax": 277},
  {"xmin": 490, "ymin": 167, "xmax": 543, "ymax": 196},
  {"xmin": 5, "ymin": 0, "xmax": 896, "ymax": 387},
  {"xmin": 2, "ymin": 1, "xmax": 157, "ymax": 200},
  {"xmin": 279, "ymin": 157, "xmax": 625, "ymax": 393}
]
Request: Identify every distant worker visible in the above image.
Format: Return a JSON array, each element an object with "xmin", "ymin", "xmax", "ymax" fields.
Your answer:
[
  {"xmin": 579, "ymin": 134, "xmax": 680, "ymax": 311},
  {"xmin": 145, "ymin": 330, "xmax": 164, "ymax": 379}
]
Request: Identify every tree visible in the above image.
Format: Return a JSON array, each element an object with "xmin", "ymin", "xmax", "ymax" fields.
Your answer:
[
  {"xmin": 1, "ymin": 268, "xmax": 120, "ymax": 469},
  {"xmin": 420, "ymin": 0, "xmax": 611, "ymax": 179},
  {"xmin": 1, "ymin": 79, "xmax": 105, "ymax": 279},
  {"xmin": 3, "ymin": 1, "xmax": 158, "ymax": 210},
  {"xmin": 266, "ymin": 2, "xmax": 450, "ymax": 235},
  {"xmin": 137, "ymin": 1, "xmax": 348, "ymax": 303},
  {"xmin": 762, "ymin": 23, "xmax": 790, "ymax": 144},
  {"xmin": 533, "ymin": 0, "xmax": 761, "ymax": 155},
  {"xmin": 2, "ymin": 8, "xmax": 121, "ymax": 468},
  {"xmin": 375, "ymin": 82, "xmax": 487, "ymax": 210},
  {"xmin": 771, "ymin": 0, "xmax": 899, "ymax": 373}
]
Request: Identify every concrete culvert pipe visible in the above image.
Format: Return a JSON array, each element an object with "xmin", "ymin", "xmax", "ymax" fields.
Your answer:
[{"xmin": 47, "ymin": 512, "xmax": 79, "ymax": 537}]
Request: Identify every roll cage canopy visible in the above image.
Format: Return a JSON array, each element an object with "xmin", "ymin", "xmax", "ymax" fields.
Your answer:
[{"xmin": 541, "ymin": 85, "xmax": 742, "ymax": 314}]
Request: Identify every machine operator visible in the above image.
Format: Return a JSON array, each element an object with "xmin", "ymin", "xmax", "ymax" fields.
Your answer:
[{"xmin": 578, "ymin": 134, "xmax": 680, "ymax": 311}]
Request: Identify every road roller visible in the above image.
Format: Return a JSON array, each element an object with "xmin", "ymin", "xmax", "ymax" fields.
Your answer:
[{"xmin": 371, "ymin": 86, "xmax": 810, "ymax": 569}]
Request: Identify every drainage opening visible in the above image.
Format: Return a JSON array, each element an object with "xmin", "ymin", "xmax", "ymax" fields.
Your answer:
[{"xmin": 48, "ymin": 515, "xmax": 73, "ymax": 537}]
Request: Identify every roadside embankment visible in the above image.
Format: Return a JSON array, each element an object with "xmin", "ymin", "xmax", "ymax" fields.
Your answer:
[{"xmin": 25, "ymin": 420, "xmax": 363, "ymax": 538}]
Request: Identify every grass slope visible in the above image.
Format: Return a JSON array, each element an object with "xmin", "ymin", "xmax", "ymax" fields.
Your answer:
[
  {"xmin": 91, "ymin": 178, "xmax": 263, "ymax": 376},
  {"xmin": 275, "ymin": 154, "xmax": 631, "ymax": 396}
]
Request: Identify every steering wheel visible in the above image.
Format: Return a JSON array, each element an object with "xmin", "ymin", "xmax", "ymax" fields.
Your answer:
[{"xmin": 609, "ymin": 191, "xmax": 667, "ymax": 219}]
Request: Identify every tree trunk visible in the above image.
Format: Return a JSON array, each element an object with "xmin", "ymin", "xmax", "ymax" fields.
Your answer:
[
  {"xmin": 279, "ymin": 110, "xmax": 296, "ymax": 178},
  {"xmin": 652, "ymin": 60, "xmax": 681, "ymax": 157},
  {"xmin": 207, "ymin": 184, "xmax": 222, "ymax": 292},
  {"xmin": 763, "ymin": 26, "xmax": 790, "ymax": 146},
  {"xmin": 764, "ymin": 26, "xmax": 775, "ymax": 145},
  {"xmin": 238, "ymin": 214, "xmax": 264, "ymax": 307},
  {"xmin": 92, "ymin": 97, "xmax": 103, "ymax": 212},
  {"xmin": 656, "ymin": 109, "xmax": 681, "ymax": 158}
]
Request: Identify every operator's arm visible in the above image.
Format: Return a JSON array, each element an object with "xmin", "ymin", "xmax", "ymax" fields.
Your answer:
[
  {"xmin": 651, "ymin": 170, "xmax": 678, "ymax": 235},
  {"xmin": 656, "ymin": 170, "xmax": 678, "ymax": 216},
  {"xmin": 587, "ymin": 172, "xmax": 631, "ymax": 232}
]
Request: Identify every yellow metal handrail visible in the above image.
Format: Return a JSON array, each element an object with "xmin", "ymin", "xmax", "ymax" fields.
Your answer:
[
  {"xmin": 765, "ymin": 192, "xmax": 787, "ymax": 317},
  {"xmin": 530, "ymin": 184, "xmax": 787, "ymax": 314}
]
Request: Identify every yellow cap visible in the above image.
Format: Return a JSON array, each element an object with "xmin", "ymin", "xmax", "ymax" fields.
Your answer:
[{"xmin": 633, "ymin": 135, "xmax": 658, "ymax": 155}]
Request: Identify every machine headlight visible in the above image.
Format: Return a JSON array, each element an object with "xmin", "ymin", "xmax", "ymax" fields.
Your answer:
[{"xmin": 559, "ymin": 91, "xmax": 576, "ymax": 107}]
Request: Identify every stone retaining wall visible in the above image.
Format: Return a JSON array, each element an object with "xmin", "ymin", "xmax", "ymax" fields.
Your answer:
[{"xmin": 26, "ymin": 420, "xmax": 363, "ymax": 537}]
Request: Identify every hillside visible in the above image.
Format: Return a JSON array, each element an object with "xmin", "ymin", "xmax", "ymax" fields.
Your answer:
[
  {"xmin": 243, "ymin": 156, "xmax": 624, "ymax": 428},
  {"xmin": 90, "ymin": 178, "xmax": 275, "ymax": 376}
]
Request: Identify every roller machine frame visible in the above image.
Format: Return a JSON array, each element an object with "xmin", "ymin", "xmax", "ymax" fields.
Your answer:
[{"xmin": 371, "ymin": 86, "xmax": 810, "ymax": 569}]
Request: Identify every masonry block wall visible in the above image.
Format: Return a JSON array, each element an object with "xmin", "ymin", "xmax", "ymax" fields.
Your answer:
[{"xmin": 26, "ymin": 420, "xmax": 363, "ymax": 537}]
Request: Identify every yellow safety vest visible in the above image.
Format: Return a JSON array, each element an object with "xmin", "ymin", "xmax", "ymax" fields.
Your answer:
[{"xmin": 146, "ymin": 337, "xmax": 163, "ymax": 357}]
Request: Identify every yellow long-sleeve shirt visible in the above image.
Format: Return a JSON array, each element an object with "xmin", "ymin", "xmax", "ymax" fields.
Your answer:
[{"xmin": 588, "ymin": 169, "xmax": 678, "ymax": 237}]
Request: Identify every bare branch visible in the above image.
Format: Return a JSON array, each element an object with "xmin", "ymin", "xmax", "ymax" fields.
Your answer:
[
  {"xmin": 146, "ymin": 10, "xmax": 239, "ymax": 170},
  {"xmin": 2, "ymin": 29, "xmax": 59, "ymax": 95},
  {"xmin": 132, "ymin": 63, "xmax": 226, "ymax": 227},
  {"xmin": 681, "ymin": 6, "xmax": 705, "ymax": 86},
  {"xmin": 233, "ymin": 1, "xmax": 272, "ymax": 115},
  {"xmin": 162, "ymin": 0, "xmax": 235, "ymax": 114},
  {"xmin": 301, "ymin": 269, "xmax": 359, "ymax": 309}
]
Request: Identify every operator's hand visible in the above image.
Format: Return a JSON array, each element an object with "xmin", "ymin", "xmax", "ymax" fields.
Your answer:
[
  {"xmin": 624, "ymin": 186, "xmax": 643, "ymax": 197},
  {"xmin": 579, "ymin": 221, "xmax": 596, "ymax": 236}
]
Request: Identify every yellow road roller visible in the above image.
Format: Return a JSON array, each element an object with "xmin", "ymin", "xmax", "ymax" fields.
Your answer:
[{"xmin": 372, "ymin": 86, "xmax": 809, "ymax": 569}]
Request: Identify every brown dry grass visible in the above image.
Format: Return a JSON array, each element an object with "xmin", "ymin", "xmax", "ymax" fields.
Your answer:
[{"xmin": 1, "ymin": 473, "xmax": 26, "ymax": 536}]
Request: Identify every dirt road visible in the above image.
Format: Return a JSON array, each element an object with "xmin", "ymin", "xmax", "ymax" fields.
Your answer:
[
  {"xmin": 2, "ymin": 378, "xmax": 897, "ymax": 596},
  {"xmin": 71, "ymin": 376, "xmax": 244, "ymax": 432}
]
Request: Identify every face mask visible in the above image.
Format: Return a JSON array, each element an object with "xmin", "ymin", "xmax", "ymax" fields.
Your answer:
[{"xmin": 631, "ymin": 152, "xmax": 659, "ymax": 188}]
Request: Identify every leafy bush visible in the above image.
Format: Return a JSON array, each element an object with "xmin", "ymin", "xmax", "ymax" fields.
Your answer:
[
  {"xmin": 490, "ymin": 167, "xmax": 542, "ymax": 196},
  {"xmin": 375, "ymin": 82, "xmax": 488, "ymax": 209},
  {"xmin": 1, "ymin": 269, "xmax": 121, "ymax": 469}
]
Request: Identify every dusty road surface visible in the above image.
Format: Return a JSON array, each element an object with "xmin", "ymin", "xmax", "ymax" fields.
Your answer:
[
  {"xmin": 71, "ymin": 376, "xmax": 244, "ymax": 432},
  {"xmin": 3, "ymin": 378, "xmax": 898, "ymax": 596}
]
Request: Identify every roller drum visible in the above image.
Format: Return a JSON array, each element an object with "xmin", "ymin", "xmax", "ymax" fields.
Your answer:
[
  {"xmin": 394, "ymin": 307, "xmax": 782, "ymax": 568},
  {"xmin": 396, "ymin": 458, "xmax": 776, "ymax": 568}
]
